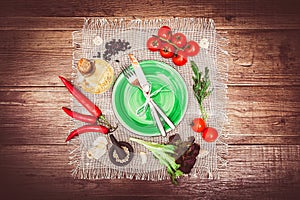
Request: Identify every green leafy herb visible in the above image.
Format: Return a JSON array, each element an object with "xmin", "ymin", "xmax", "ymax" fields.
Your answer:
[
  {"xmin": 190, "ymin": 61, "xmax": 213, "ymax": 121},
  {"xmin": 130, "ymin": 137, "xmax": 183, "ymax": 184}
]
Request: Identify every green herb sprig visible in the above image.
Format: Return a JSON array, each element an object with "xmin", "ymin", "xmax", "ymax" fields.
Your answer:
[
  {"xmin": 130, "ymin": 137, "xmax": 183, "ymax": 184},
  {"xmin": 191, "ymin": 61, "xmax": 213, "ymax": 121}
]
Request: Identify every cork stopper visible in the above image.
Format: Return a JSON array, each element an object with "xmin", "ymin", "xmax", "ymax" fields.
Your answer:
[{"xmin": 77, "ymin": 58, "xmax": 95, "ymax": 76}]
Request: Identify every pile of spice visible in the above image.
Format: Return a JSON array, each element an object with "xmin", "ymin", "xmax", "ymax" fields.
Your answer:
[{"xmin": 103, "ymin": 39, "xmax": 131, "ymax": 61}]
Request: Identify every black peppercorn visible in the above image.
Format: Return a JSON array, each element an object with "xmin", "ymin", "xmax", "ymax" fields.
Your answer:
[{"xmin": 102, "ymin": 39, "xmax": 132, "ymax": 61}]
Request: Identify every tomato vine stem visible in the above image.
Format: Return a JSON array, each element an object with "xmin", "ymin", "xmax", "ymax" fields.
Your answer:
[{"xmin": 152, "ymin": 35, "xmax": 185, "ymax": 51}]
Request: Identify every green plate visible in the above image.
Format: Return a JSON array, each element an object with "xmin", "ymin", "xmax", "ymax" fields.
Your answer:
[{"xmin": 112, "ymin": 60, "xmax": 188, "ymax": 137}]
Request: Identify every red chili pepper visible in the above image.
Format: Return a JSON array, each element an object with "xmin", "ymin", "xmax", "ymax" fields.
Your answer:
[
  {"xmin": 65, "ymin": 125, "xmax": 109, "ymax": 142},
  {"xmin": 59, "ymin": 76, "xmax": 102, "ymax": 117},
  {"xmin": 62, "ymin": 107, "xmax": 97, "ymax": 124}
]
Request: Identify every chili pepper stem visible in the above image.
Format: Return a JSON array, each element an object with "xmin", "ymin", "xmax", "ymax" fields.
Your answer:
[{"xmin": 98, "ymin": 115, "xmax": 118, "ymax": 132}]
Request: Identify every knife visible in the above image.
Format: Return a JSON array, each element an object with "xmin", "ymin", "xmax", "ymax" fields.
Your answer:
[
  {"xmin": 128, "ymin": 54, "xmax": 175, "ymax": 133},
  {"xmin": 128, "ymin": 54, "xmax": 165, "ymax": 136},
  {"xmin": 128, "ymin": 54, "xmax": 151, "ymax": 93}
]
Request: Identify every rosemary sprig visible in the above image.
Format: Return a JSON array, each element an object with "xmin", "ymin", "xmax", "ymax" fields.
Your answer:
[{"xmin": 190, "ymin": 61, "xmax": 213, "ymax": 121}]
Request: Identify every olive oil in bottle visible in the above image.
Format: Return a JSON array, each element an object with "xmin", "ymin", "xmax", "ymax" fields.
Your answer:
[{"xmin": 77, "ymin": 58, "xmax": 114, "ymax": 94}]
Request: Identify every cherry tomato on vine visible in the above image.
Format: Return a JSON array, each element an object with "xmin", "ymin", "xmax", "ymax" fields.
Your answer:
[
  {"xmin": 171, "ymin": 33, "xmax": 187, "ymax": 48},
  {"xmin": 191, "ymin": 118, "xmax": 206, "ymax": 133},
  {"xmin": 158, "ymin": 26, "xmax": 172, "ymax": 41},
  {"xmin": 184, "ymin": 40, "xmax": 200, "ymax": 57},
  {"xmin": 172, "ymin": 50, "xmax": 187, "ymax": 66},
  {"xmin": 160, "ymin": 43, "xmax": 175, "ymax": 58},
  {"xmin": 146, "ymin": 37, "xmax": 162, "ymax": 52},
  {"xmin": 202, "ymin": 127, "xmax": 218, "ymax": 142}
]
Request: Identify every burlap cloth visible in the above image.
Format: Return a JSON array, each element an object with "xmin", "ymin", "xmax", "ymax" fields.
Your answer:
[{"xmin": 69, "ymin": 18, "xmax": 228, "ymax": 181}]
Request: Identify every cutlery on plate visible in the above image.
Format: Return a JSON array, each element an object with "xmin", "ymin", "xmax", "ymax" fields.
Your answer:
[
  {"xmin": 120, "ymin": 54, "xmax": 175, "ymax": 136},
  {"xmin": 127, "ymin": 55, "xmax": 175, "ymax": 131},
  {"xmin": 120, "ymin": 64, "xmax": 165, "ymax": 136}
]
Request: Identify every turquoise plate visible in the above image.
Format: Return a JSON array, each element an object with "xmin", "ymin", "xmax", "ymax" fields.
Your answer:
[{"xmin": 112, "ymin": 60, "xmax": 188, "ymax": 137}]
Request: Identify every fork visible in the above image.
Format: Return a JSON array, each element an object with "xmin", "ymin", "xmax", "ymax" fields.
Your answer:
[
  {"xmin": 121, "ymin": 66, "xmax": 175, "ymax": 135},
  {"xmin": 121, "ymin": 65, "xmax": 165, "ymax": 136}
]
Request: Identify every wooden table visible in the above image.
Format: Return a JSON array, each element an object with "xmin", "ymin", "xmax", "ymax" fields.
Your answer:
[{"xmin": 0, "ymin": 0, "xmax": 299, "ymax": 199}]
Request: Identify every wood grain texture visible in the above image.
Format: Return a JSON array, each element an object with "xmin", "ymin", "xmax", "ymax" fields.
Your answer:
[
  {"xmin": 0, "ymin": 0, "xmax": 299, "ymax": 199},
  {"xmin": 1, "ymin": 15, "xmax": 300, "ymax": 31},
  {"xmin": 0, "ymin": 30, "xmax": 299, "ymax": 86},
  {"xmin": 0, "ymin": 144, "xmax": 299, "ymax": 199},
  {"xmin": 0, "ymin": 0, "xmax": 299, "ymax": 30}
]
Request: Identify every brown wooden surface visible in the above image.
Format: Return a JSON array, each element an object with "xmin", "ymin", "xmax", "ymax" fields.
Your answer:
[{"xmin": 0, "ymin": 0, "xmax": 299, "ymax": 199}]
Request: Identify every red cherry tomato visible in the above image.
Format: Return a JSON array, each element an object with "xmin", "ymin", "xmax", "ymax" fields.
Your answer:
[
  {"xmin": 191, "ymin": 118, "xmax": 206, "ymax": 133},
  {"xmin": 147, "ymin": 37, "xmax": 162, "ymax": 52},
  {"xmin": 202, "ymin": 127, "xmax": 218, "ymax": 142},
  {"xmin": 158, "ymin": 26, "xmax": 172, "ymax": 41},
  {"xmin": 184, "ymin": 40, "xmax": 200, "ymax": 57},
  {"xmin": 160, "ymin": 43, "xmax": 175, "ymax": 58},
  {"xmin": 172, "ymin": 50, "xmax": 187, "ymax": 66},
  {"xmin": 171, "ymin": 33, "xmax": 187, "ymax": 48}
]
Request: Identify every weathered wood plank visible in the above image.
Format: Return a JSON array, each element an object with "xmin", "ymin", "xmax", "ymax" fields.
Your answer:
[
  {"xmin": 0, "ymin": 89, "xmax": 72, "ymax": 145},
  {"xmin": 0, "ymin": 144, "xmax": 299, "ymax": 199},
  {"xmin": 0, "ymin": 0, "xmax": 299, "ymax": 30},
  {"xmin": 0, "ymin": 30, "xmax": 73, "ymax": 86},
  {"xmin": 0, "ymin": 16, "xmax": 300, "ymax": 31},
  {"xmin": 0, "ymin": 86, "xmax": 299, "ymax": 145},
  {"xmin": 0, "ymin": 30, "xmax": 299, "ymax": 86},
  {"xmin": 225, "ymin": 86, "xmax": 300, "ymax": 144},
  {"xmin": 226, "ymin": 30, "xmax": 300, "ymax": 86}
]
